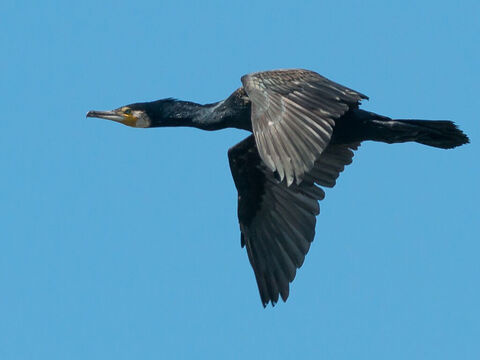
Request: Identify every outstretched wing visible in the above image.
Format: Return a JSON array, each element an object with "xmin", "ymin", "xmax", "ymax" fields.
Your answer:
[
  {"xmin": 241, "ymin": 69, "xmax": 367, "ymax": 186},
  {"xmin": 228, "ymin": 135, "xmax": 359, "ymax": 307}
]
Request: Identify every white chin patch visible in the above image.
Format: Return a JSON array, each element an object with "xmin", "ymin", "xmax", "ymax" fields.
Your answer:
[
  {"xmin": 134, "ymin": 111, "xmax": 151, "ymax": 128},
  {"xmin": 135, "ymin": 118, "xmax": 150, "ymax": 128}
]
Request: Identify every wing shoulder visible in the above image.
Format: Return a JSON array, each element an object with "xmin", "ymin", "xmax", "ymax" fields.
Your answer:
[{"xmin": 241, "ymin": 69, "xmax": 367, "ymax": 185}]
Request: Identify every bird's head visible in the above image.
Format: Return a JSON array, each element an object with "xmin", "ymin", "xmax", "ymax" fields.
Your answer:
[
  {"xmin": 86, "ymin": 99, "xmax": 189, "ymax": 128},
  {"xmin": 86, "ymin": 103, "xmax": 153, "ymax": 128}
]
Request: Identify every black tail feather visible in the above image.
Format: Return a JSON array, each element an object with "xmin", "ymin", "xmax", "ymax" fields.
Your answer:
[{"xmin": 393, "ymin": 119, "xmax": 470, "ymax": 149}]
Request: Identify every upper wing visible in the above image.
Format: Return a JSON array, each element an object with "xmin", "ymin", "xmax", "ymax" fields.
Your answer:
[
  {"xmin": 228, "ymin": 135, "xmax": 359, "ymax": 307},
  {"xmin": 241, "ymin": 69, "xmax": 367, "ymax": 186}
]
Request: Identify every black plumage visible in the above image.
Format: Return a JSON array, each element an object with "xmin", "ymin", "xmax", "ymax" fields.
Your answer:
[{"xmin": 87, "ymin": 69, "xmax": 469, "ymax": 307}]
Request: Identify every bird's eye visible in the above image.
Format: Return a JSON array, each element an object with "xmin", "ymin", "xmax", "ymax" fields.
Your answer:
[{"xmin": 124, "ymin": 108, "xmax": 132, "ymax": 115}]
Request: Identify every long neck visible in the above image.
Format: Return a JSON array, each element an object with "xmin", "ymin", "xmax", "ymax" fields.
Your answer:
[
  {"xmin": 145, "ymin": 94, "xmax": 251, "ymax": 131},
  {"xmin": 146, "ymin": 100, "xmax": 233, "ymax": 131}
]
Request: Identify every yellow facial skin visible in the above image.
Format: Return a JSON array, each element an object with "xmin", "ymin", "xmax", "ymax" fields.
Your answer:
[{"xmin": 119, "ymin": 107, "xmax": 138, "ymax": 127}]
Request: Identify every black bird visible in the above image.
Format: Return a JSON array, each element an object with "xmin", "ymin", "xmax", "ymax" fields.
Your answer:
[{"xmin": 87, "ymin": 69, "xmax": 469, "ymax": 307}]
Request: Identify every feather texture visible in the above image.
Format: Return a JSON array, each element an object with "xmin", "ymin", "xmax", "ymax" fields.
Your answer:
[
  {"xmin": 241, "ymin": 69, "xmax": 367, "ymax": 185},
  {"xmin": 228, "ymin": 135, "xmax": 359, "ymax": 306}
]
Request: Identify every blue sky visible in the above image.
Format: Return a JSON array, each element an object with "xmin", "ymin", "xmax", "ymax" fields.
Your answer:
[{"xmin": 1, "ymin": 0, "xmax": 479, "ymax": 359}]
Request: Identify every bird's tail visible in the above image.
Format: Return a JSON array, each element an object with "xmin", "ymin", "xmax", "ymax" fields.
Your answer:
[{"xmin": 369, "ymin": 118, "xmax": 470, "ymax": 149}]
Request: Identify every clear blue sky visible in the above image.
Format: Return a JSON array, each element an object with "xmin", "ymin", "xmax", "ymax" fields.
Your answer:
[{"xmin": 1, "ymin": 1, "xmax": 479, "ymax": 359}]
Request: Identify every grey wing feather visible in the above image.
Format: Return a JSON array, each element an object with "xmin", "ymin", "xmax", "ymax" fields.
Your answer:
[
  {"xmin": 228, "ymin": 135, "xmax": 360, "ymax": 307},
  {"xmin": 242, "ymin": 69, "xmax": 367, "ymax": 186}
]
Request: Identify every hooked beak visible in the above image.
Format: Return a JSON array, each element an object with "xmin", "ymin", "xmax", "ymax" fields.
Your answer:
[
  {"xmin": 86, "ymin": 110, "xmax": 126, "ymax": 122},
  {"xmin": 86, "ymin": 109, "xmax": 138, "ymax": 127}
]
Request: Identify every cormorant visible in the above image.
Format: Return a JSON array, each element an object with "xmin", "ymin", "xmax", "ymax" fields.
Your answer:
[{"xmin": 87, "ymin": 69, "xmax": 469, "ymax": 307}]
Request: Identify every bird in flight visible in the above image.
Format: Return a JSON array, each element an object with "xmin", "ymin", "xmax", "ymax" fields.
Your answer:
[{"xmin": 87, "ymin": 69, "xmax": 469, "ymax": 307}]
